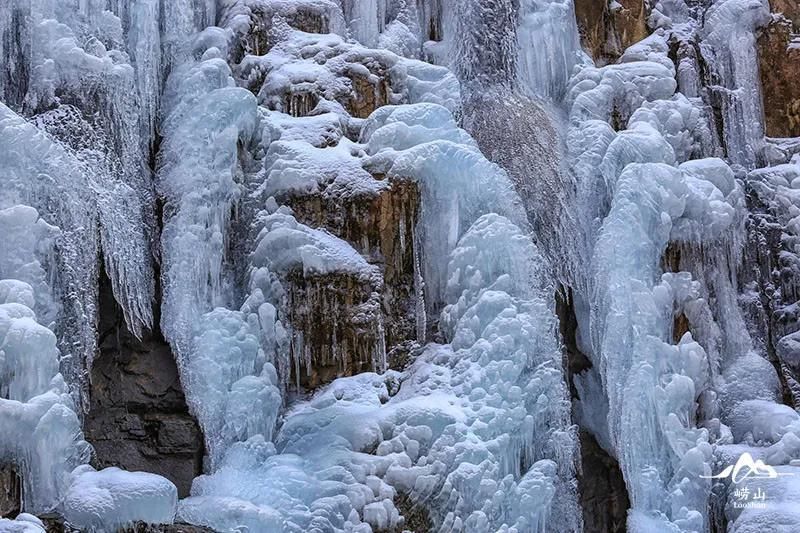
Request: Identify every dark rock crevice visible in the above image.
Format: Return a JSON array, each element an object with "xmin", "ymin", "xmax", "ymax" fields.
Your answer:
[
  {"xmin": 556, "ymin": 287, "xmax": 629, "ymax": 533},
  {"xmin": 84, "ymin": 269, "xmax": 204, "ymax": 498}
]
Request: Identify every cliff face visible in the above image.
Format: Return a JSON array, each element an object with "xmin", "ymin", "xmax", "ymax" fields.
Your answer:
[
  {"xmin": 758, "ymin": 14, "xmax": 800, "ymax": 137},
  {"xmin": 7, "ymin": 0, "xmax": 800, "ymax": 531},
  {"xmin": 575, "ymin": 0, "xmax": 649, "ymax": 64}
]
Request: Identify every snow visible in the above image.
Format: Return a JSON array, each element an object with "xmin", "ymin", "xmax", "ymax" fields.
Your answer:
[
  {"xmin": 61, "ymin": 466, "xmax": 178, "ymax": 532},
  {"xmin": 0, "ymin": 515, "xmax": 46, "ymax": 533}
]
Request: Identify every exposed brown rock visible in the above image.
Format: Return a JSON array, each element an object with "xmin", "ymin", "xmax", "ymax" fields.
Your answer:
[
  {"xmin": 286, "ymin": 179, "xmax": 420, "ymax": 349},
  {"xmin": 574, "ymin": 0, "xmax": 650, "ymax": 64},
  {"xmin": 347, "ymin": 66, "xmax": 391, "ymax": 119},
  {"xmin": 285, "ymin": 270, "xmax": 385, "ymax": 389},
  {"xmin": 275, "ymin": 178, "xmax": 421, "ymax": 390},
  {"xmin": 84, "ymin": 273, "xmax": 203, "ymax": 498},
  {"xmin": 674, "ymin": 312, "xmax": 691, "ymax": 343},
  {"xmin": 610, "ymin": 0, "xmax": 650, "ymax": 53},
  {"xmin": 758, "ymin": 16, "xmax": 800, "ymax": 137},
  {"xmin": 771, "ymin": 0, "xmax": 800, "ymax": 29},
  {"xmin": 229, "ymin": 4, "xmax": 330, "ymax": 62},
  {"xmin": 574, "ymin": 0, "xmax": 608, "ymax": 62},
  {"xmin": 278, "ymin": 62, "xmax": 392, "ymax": 119}
]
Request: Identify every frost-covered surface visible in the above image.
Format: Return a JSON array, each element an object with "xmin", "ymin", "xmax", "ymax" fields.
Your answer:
[
  {"xmin": 5, "ymin": 0, "xmax": 800, "ymax": 531},
  {"xmin": 61, "ymin": 466, "xmax": 177, "ymax": 531},
  {"xmin": 165, "ymin": 39, "xmax": 578, "ymax": 524}
]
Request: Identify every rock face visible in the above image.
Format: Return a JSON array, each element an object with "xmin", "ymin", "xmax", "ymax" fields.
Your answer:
[
  {"xmin": 758, "ymin": 15, "xmax": 800, "ymax": 137},
  {"xmin": 574, "ymin": 0, "xmax": 649, "ymax": 64},
  {"xmin": 579, "ymin": 432, "xmax": 629, "ymax": 533},
  {"xmin": 771, "ymin": 0, "xmax": 800, "ymax": 28},
  {"xmin": 0, "ymin": 467, "xmax": 20, "ymax": 517},
  {"xmin": 40, "ymin": 517, "xmax": 214, "ymax": 533},
  {"xmin": 84, "ymin": 274, "xmax": 203, "ymax": 498},
  {"xmin": 275, "ymin": 178, "xmax": 421, "ymax": 390}
]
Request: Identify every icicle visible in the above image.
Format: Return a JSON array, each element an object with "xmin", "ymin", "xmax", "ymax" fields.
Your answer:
[{"xmin": 412, "ymin": 221, "xmax": 426, "ymax": 342}]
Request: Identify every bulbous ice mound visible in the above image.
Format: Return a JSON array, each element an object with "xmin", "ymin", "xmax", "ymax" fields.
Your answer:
[{"xmin": 61, "ymin": 466, "xmax": 178, "ymax": 531}]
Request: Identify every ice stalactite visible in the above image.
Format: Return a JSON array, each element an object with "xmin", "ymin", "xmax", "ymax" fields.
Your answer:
[
  {"xmin": 517, "ymin": 0, "xmax": 585, "ymax": 101},
  {"xmin": 0, "ymin": 101, "xmax": 145, "ymax": 409},
  {"xmin": 698, "ymin": 0, "xmax": 770, "ymax": 168},
  {"xmin": 156, "ymin": 29, "xmax": 283, "ymax": 471},
  {"xmin": 451, "ymin": 0, "xmax": 592, "ymax": 294},
  {"xmin": 340, "ymin": 0, "xmax": 385, "ymax": 47},
  {"xmin": 0, "ymin": 1, "xmax": 169, "ymax": 416},
  {"xmin": 559, "ymin": 3, "xmax": 800, "ymax": 530},
  {"xmin": 649, "ymin": 0, "xmax": 771, "ymax": 168}
]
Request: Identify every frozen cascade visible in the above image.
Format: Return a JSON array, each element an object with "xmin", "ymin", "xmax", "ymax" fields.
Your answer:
[
  {"xmin": 0, "ymin": 101, "xmax": 153, "ymax": 409},
  {"xmin": 6, "ymin": 0, "xmax": 800, "ymax": 530},
  {"xmin": 178, "ymin": 108, "xmax": 579, "ymax": 530},
  {"xmin": 0, "ymin": 0, "xmax": 228, "ymax": 411},
  {"xmin": 697, "ymin": 0, "xmax": 770, "ymax": 168},
  {"xmin": 517, "ymin": 0, "xmax": 585, "ymax": 101}
]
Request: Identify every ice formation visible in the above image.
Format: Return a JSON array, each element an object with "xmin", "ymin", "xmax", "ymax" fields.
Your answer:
[
  {"xmin": 4, "ymin": 0, "xmax": 800, "ymax": 531},
  {"xmin": 0, "ymin": 204, "xmax": 176, "ymax": 529}
]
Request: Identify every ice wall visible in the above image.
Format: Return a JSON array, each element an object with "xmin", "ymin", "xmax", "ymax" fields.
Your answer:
[{"xmin": 175, "ymin": 99, "xmax": 579, "ymax": 532}]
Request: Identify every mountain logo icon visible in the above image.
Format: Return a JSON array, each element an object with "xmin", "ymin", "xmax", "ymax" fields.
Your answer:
[{"xmin": 701, "ymin": 452, "xmax": 794, "ymax": 484}]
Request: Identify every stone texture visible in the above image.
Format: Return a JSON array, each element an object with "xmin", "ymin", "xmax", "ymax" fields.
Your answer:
[
  {"xmin": 286, "ymin": 178, "xmax": 420, "ymax": 349},
  {"xmin": 771, "ymin": 0, "xmax": 800, "ymax": 28},
  {"xmin": 574, "ymin": 0, "xmax": 650, "ymax": 64},
  {"xmin": 84, "ymin": 274, "xmax": 203, "ymax": 498},
  {"xmin": 0, "ymin": 467, "xmax": 21, "ymax": 518},
  {"xmin": 229, "ymin": 4, "xmax": 331, "ymax": 62},
  {"xmin": 284, "ymin": 269, "xmax": 385, "ymax": 389},
  {"xmin": 758, "ymin": 15, "xmax": 800, "ymax": 137},
  {"xmin": 743, "ymin": 182, "xmax": 800, "ymax": 407},
  {"xmin": 578, "ymin": 431, "xmax": 629, "ymax": 533},
  {"xmin": 347, "ymin": 66, "xmax": 391, "ymax": 119},
  {"xmin": 40, "ymin": 516, "xmax": 214, "ymax": 533}
]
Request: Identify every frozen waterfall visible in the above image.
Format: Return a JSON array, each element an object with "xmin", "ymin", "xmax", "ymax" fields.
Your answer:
[{"xmin": 2, "ymin": 0, "xmax": 800, "ymax": 532}]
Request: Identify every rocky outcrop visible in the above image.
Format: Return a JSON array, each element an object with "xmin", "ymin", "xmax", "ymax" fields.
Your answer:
[
  {"xmin": 574, "ymin": 0, "xmax": 650, "ymax": 64},
  {"xmin": 0, "ymin": 467, "xmax": 20, "ymax": 518},
  {"xmin": 758, "ymin": 15, "xmax": 800, "ymax": 137},
  {"xmin": 287, "ymin": 178, "xmax": 420, "ymax": 348},
  {"xmin": 276, "ymin": 179, "xmax": 420, "ymax": 390},
  {"xmin": 771, "ymin": 0, "xmax": 800, "ymax": 28},
  {"xmin": 579, "ymin": 431, "xmax": 629, "ymax": 533},
  {"xmin": 84, "ymin": 274, "xmax": 203, "ymax": 498}
]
